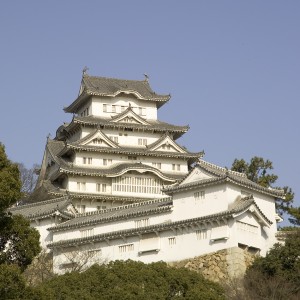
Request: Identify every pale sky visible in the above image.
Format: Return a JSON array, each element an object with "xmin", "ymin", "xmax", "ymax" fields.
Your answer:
[{"xmin": 0, "ymin": 1, "xmax": 299, "ymax": 223}]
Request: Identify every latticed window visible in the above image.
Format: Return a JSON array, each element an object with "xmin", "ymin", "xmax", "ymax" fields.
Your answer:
[
  {"xmin": 194, "ymin": 191, "xmax": 205, "ymax": 201},
  {"xmin": 135, "ymin": 218, "xmax": 149, "ymax": 228},
  {"xmin": 168, "ymin": 237, "xmax": 176, "ymax": 245},
  {"xmin": 80, "ymin": 228, "xmax": 94, "ymax": 238},
  {"xmin": 119, "ymin": 244, "xmax": 134, "ymax": 253},
  {"xmin": 112, "ymin": 176, "xmax": 162, "ymax": 194},
  {"xmin": 196, "ymin": 229, "xmax": 208, "ymax": 240}
]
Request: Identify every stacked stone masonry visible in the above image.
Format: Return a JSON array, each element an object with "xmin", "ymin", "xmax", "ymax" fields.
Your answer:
[{"xmin": 170, "ymin": 246, "xmax": 258, "ymax": 282}]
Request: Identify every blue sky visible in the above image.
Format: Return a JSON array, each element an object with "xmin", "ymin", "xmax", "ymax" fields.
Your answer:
[{"xmin": 0, "ymin": 1, "xmax": 299, "ymax": 222}]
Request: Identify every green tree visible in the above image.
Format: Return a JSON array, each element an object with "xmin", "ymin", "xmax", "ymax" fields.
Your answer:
[
  {"xmin": 0, "ymin": 143, "xmax": 22, "ymax": 211},
  {"xmin": 35, "ymin": 260, "xmax": 225, "ymax": 300},
  {"xmin": 231, "ymin": 156, "xmax": 295, "ymax": 215},
  {"xmin": 244, "ymin": 229, "xmax": 300, "ymax": 299},
  {"xmin": 0, "ymin": 142, "xmax": 41, "ymax": 270}
]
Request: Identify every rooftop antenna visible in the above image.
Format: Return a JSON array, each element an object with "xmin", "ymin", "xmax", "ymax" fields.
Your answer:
[{"xmin": 82, "ymin": 66, "xmax": 89, "ymax": 75}]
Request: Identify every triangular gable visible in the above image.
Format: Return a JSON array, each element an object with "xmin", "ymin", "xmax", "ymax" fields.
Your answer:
[
  {"xmin": 232, "ymin": 199, "xmax": 272, "ymax": 228},
  {"xmin": 79, "ymin": 129, "xmax": 119, "ymax": 148},
  {"xmin": 148, "ymin": 135, "xmax": 187, "ymax": 154},
  {"xmin": 180, "ymin": 165, "xmax": 217, "ymax": 185},
  {"xmin": 111, "ymin": 106, "xmax": 150, "ymax": 125}
]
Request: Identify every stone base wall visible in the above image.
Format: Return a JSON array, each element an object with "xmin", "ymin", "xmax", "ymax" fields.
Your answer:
[{"xmin": 169, "ymin": 246, "xmax": 258, "ymax": 282}]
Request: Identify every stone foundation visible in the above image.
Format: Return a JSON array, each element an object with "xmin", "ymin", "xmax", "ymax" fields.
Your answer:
[{"xmin": 169, "ymin": 246, "xmax": 258, "ymax": 282}]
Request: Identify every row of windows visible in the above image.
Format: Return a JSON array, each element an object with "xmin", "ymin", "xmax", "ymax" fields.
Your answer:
[
  {"xmin": 103, "ymin": 104, "xmax": 146, "ymax": 116},
  {"xmin": 119, "ymin": 244, "xmax": 134, "ymax": 253},
  {"xmin": 194, "ymin": 191, "xmax": 205, "ymax": 201},
  {"xmin": 112, "ymin": 176, "xmax": 162, "ymax": 194},
  {"xmin": 76, "ymin": 205, "xmax": 107, "ymax": 214},
  {"xmin": 76, "ymin": 182, "xmax": 107, "ymax": 193}
]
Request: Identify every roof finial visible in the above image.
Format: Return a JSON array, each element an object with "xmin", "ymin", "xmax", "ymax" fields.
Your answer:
[
  {"xmin": 47, "ymin": 133, "xmax": 51, "ymax": 140},
  {"xmin": 82, "ymin": 66, "xmax": 89, "ymax": 76},
  {"xmin": 143, "ymin": 73, "xmax": 149, "ymax": 81}
]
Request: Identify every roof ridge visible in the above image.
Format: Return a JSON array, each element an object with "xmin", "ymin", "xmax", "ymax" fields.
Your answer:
[
  {"xmin": 79, "ymin": 197, "xmax": 172, "ymax": 218},
  {"xmin": 199, "ymin": 159, "xmax": 247, "ymax": 178},
  {"xmin": 10, "ymin": 196, "xmax": 69, "ymax": 211},
  {"xmin": 84, "ymin": 74, "xmax": 146, "ymax": 83}
]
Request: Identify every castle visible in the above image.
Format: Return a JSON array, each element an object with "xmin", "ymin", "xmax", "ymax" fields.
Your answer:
[{"xmin": 11, "ymin": 72, "xmax": 284, "ymax": 274}]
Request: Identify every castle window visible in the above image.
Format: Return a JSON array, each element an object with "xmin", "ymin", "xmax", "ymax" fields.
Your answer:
[
  {"xmin": 103, "ymin": 104, "xmax": 107, "ymax": 112},
  {"xmin": 76, "ymin": 204, "xmax": 86, "ymax": 213},
  {"xmin": 237, "ymin": 221, "xmax": 258, "ymax": 234},
  {"xmin": 196, "ymin": 229, "xmax": 208, "ymax": 240},
  {"xmin": 112, "ymin": 105, "xmax": 117, "ymax": 113},
  {"xmin": 77, "ymin": 182, "xmax": 86, "ymax": 191},
  {"xmin": 138, "ymin": 138, "xmax": 147, "ymax": 146},
  {"xmin": 168, "ymin": 237, "xmax": 176, "ymax": 245},
  {"xmin": 80, "ymin": 228, "xmax": 94, "ymax": 238},
  {"xmin": 83, "ymin": 157, "xmax": 92, "ymax": 164},
  {"xmin": 103, "ymin": 159, "xmax": 112, "ymax": 166},
  {"xmin": 194, "ymin": 191, "xmax": 205, "ymax": 201},
  {"xmin": 152, "ymin": 162, "xmax": 161, "ymax": 169},
  {"xmin": 119, "ymin": 244, "xmax": 134, "ymax": 253},
  {"xmin": 97, "ymin": 206, "xmax": 106, "ymax": 210},
  {"xmin": 135, "ymin": 218, "xmax": 149, "ymax": 228},
  {"xmin": 93, "ymin": 139, "xmax": 102, "ymax": 145}
]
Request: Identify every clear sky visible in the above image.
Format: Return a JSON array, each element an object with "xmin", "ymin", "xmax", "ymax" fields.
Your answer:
[{"xmin": 0, "ymin": 1, "xmax": 299, "ymax": 223}]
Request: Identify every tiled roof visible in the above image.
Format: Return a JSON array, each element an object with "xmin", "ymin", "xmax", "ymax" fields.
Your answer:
[
  {"xmin": 64, "ymin": 75, "xmax": 171, "ymax": 113},
  {"xmin": 48, "ymin": 197, "xmax": 173, "ymax": 232},
  {"xmin": 58, "ymin": 116, "xmax": 189, "ymax": 140},
  {"xmin": 9, "ymin": 196, "xmax": 75, "ymax": 220},
  {"xmin": 163, "ymin": 160, "xmax": 285, "ymax": 198},
  {"xmin": 48, "ymin": 195, "xmax": 270, "ymax": 249},
  {"xmin": 53, "ymin": 161, "xmax": 184, "ymax": 182}
]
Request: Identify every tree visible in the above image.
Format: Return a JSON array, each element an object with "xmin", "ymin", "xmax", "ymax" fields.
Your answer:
[
  {"xmin": 0, "ymin": 142, "xmax": 41, "ymax": 270},
  {"xmin": 243, "ymin": 229, "xmax": 300, "ymax": 299},
  {"xmin": 35, "ymin": 260, "xmax": 225, "ymax": 299},
  {"xmin": 17, "ymin": 163, "xmax": 39, "ymax": 200},
  {"xmin": 231, "ymin": 156, "xmax": 295, "ymax": 215},
  {"xmin": 0, "ymin": 143, "xmax": 22, "ymax": 211}
]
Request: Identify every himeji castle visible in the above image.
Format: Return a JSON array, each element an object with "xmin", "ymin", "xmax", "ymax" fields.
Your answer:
[{"xmin": 11, "ymin": 71, "xmax": 284, "ymax": 274}]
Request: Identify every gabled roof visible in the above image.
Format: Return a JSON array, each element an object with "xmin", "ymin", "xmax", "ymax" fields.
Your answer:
[
  {"xmin": 110, "ymin": 105, "xmax": 150, "ymax": 125},
  {"xmin": 9, "ymin": 196, "xmax": 75, "ymax": 221},
  {"xmin": 60, "ymin": 143, "xmax": 202, "ymax": 162},
  {"xmin": 163, "ymin": 159, "xmax": 285, "ymax": 198},
  {"xmin": 70, "ymin": 129, "xmax": 119, "ymax": 148},
  {"xmin": 48, "ymin": 195, "xmax": 272, "ymax": 249},
  {"xmin": 147, "ymin": 133, "xmax": 189, "ymax": 153},
  {"xmin": 56, "ymin": 116, "xmax": 189, "ymax": 140},
  {"xmin": 64, "ymin": 75, "xmax": 171, "ymax": 113},
  {"xmin": 48, "ymin": 197, "xmax": 173, "ymax": 232}
]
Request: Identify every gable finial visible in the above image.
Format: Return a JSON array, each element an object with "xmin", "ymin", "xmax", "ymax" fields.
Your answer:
[
  {"xmin": 143, "ymin": 73, "xmax": 149, "ymax": 81},
  {"xmin": 82, "ymin": 66, "xmax": 89, "ymax": 76}
]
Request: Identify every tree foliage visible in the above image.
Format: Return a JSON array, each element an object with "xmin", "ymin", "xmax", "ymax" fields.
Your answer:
[
  {"xmin": 0, "ymin": 142, "xmax": 41, "ymax": 271},
  {"xmin": 231, "ymin": 156, "xmax": 295, "ymax": 215},
  {"xmin": 243, "ymin": 230, "xmax": 300, "ymax": 299},
  {"xmin": 0, "ymin": 143, "xmax": 22, "ymax": 211},
  {"xmin": 33, "ymin": 260, "xmax": 225, "ymax": 300}
]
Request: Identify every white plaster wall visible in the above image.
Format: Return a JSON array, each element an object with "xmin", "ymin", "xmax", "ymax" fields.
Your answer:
[
  {"xmin": 53, "ymin": 220, "xmax": 240, "ymax": 274},
  {"xmin": 89, "ymin": 96, "xmax": 158, "ymax": 120},
  {"xmin": 171, "ymin": 184, "xmax": 228, "ymax": 221}
]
